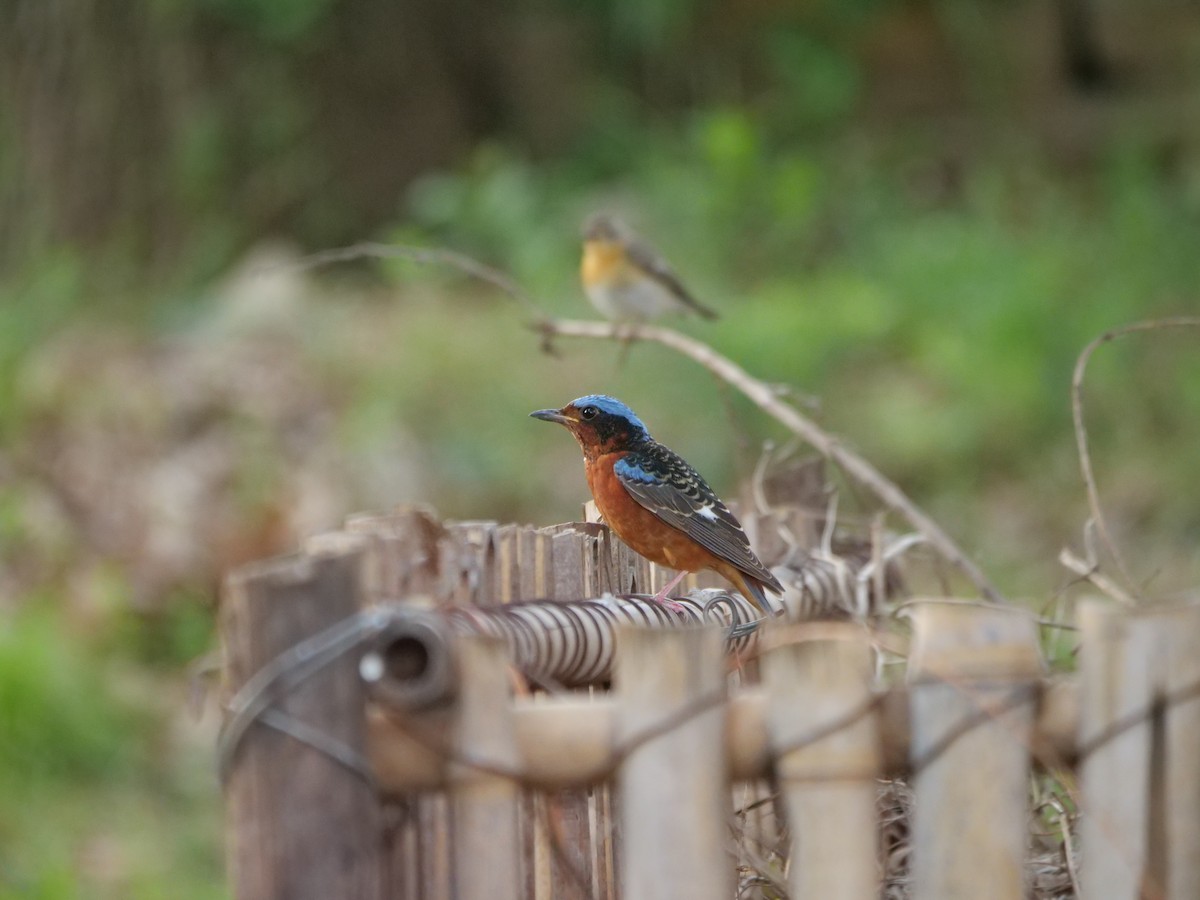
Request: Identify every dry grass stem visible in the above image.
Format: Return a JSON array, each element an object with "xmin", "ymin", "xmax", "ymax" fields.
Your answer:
[{"xmin": 1070, "ymin": 316, "xmax": 1200, "ymax": 601}]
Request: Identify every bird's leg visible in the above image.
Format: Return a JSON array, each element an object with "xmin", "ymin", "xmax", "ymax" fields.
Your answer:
[
  {"xmin": 616, "ymin": 327, "xmax": 636, "ymax": 366},
  {"xmin": 650, "ymin": 570, "xmax": 690, "ymax": 614}
]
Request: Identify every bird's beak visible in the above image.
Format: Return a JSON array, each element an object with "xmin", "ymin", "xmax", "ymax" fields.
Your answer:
[{"xmin": 530, "ymin": 408, "xmax": 572, "ymax": 426}]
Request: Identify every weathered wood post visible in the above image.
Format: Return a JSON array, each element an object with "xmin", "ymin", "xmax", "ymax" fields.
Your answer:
[
  {"xmin": 527, "ymin": 521, "xmax": 613, "ymax": 900},
  {"xmin": 907, "ymin": 603, "xmax": 1041, "ymax": 900},
  {"xmin": 1077, "ymin": 599, "xmax": 1200, "ymax": 900},
  {"xmin": 1161, "ymin": 603, "xmax": 1200, "ymax": 900},
  {"xmin": 221, "ymin": 538, "xmax": 385, "ymax": 900},
  {"xmin": 1079, "ymin": 599, "xmax": 1158, "ymax": 900},
  {"xmin": 449, "ymin": 634, "xmax": 522, "ymax": 900},
  {"xmin": 763, "ymin": 624, "xmax": 881, "ymax": 900},
  {"xmin": 617, "ymin": 625, "xmax": 731, "ymax": 900}
]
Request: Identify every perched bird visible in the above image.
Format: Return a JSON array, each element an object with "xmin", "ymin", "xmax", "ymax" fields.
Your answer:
[
  {"xmin": 580, "ymin": 214, "xmax": 718, "ymax": 323},
  {"xmin": 530, "ymin": 394, "xmax": 781, "ymax": 614}
]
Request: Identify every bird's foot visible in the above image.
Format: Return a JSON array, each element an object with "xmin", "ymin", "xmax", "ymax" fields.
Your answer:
[
  {"xmin": 650, "ymin": 594, "xmax": 690, "ymax": 615},
  {"xmin": 648, "ymin": 570, "xmax": 690, "ymax": 615}
]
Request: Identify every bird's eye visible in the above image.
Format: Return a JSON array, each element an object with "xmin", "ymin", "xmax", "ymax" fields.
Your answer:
[{"xmin": 580, "ymin": 406, "xmax": 598, "ymax": 420}]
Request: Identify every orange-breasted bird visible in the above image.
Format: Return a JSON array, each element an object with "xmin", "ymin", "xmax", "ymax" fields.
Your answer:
[
  {"xmin": 580, "ymin": 214, "xmax": 718, "ymax": 323},
  {"xmin": 530, "ymin": 395, "xmax": 781, "ymax": 614}
]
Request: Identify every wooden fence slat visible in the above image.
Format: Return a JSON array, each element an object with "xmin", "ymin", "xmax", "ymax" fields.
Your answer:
[
  {"xmin": 493, "ymin": 523, "xmax": 521, "ymax": 604},
  {"xmin": 1079, "ymin": 599, "xmax": 1163, "ymax": 900},
  {"xmin": 345, "ymin": 507, "xmax": 445, "ymax": 602},
  {"xmin": 763, "ymin": 625, "xmax": 880, "ymax": 900},
  {"xmin": 341, "ymin": 514, "xmax": 456, "ymax": 900},
  {"xmin": 380, "ymin": 798, "xmax": 420, "ymax": 900},
  {"xmin": 907, "ymin": 604, "xmax": 1041, "ymax": 900},
  {"xmin": 551, "ymin": 522, "xmax": 606, "ymax": 899},
  {"xmin": 1163, "ymin": 604, "xmax": 1200, "ymax": 900},
  {"xmin": 509, "ymin": 525, "xmax": 536, "ymax": 602},
  {"xmin": 530, "ymin": 791, "xmax": 552, "ymax": 899},
  {"xmin": 443, "ymin": 521, "xmax": 498, "ymax": 606},
  {"xmin": 539, "ymin": 525, "xmax": 602, "ymax": 899},
  {"xmin": 418, "ymin": 794, "xmax": 453, "ymax": 900},
  {"xmin": 594, "ymin": 525, "xmax": 618, "ymax": 595},
  {"xmin": 579, "ymin": 515, "xmax": 620, "ymax": 900},
  {"xmin": 532, "ymin": 529, "xmax": 551, "ymax": 597},
  {"xmin": 222, "ymin": 541, "xmax": 384, "ymax": 900},
  {"xmin": 449, "ymin": 634, "xmax": 522, "ymax": 900},
  {"xmin": 532, "ymin": 790, "xmax": 594, "ymax": 900},
  {"xmin": 569, "ymin": 523, "xmax": 606, "ymax": 598},
  {"xmin": 593, "ymin": 781, "xmax": 619, "ymax": 900},
  {"xmin": 616, "ymin": 626, "xmax": 731, "ymax": 900},
  {"xmin": 549, "ymin": 528, "xmax": 587, "ymax": 600}
]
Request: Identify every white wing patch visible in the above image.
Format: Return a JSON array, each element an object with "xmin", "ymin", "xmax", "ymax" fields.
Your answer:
[{"xmin": 696, "ymin": 505, "xmax": 719, "ymax": 522}]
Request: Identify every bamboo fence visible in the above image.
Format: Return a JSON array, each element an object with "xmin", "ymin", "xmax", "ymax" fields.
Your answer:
[{"xmin": 219, "ymin": 505, "xmax": 1200, "ymax": 900}]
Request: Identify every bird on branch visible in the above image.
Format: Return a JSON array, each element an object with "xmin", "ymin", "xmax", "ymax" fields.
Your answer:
[{"xmin": 580, "ymin": 214, "xmax": 718, "ymax": 324}]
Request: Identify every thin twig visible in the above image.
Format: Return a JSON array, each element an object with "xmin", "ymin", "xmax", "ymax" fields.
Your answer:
[
  {"xmin": 1050, "ymin": 795, "xmax": 1082, "ymax": 899},
  {"xmin": 539, "ymin": 318, "xmax": 1008, "ymax": 605},
  {"xmin": 1058, "ymin": 547, "xmax": 1137, "ymax": 606},
  {"xmin": 749, "ymin": 440, "xmax": 775, "ymax": 517},
  {"xmin": 281, "ymin": 242, "xmax": 551, "ymax": 323},
  {"xmin": 1070, "ymin": 316, "xmax": 1200, "ymax": 601}
]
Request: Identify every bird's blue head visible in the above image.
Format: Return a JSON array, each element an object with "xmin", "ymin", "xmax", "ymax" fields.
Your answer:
[{"xmin": 530, "ymin": 394, "xmax": 651, "ymax": 456}]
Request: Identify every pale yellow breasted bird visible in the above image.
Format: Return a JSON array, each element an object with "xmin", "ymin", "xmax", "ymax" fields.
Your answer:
[{"xmin": 580, "ymin": 213, "xmax": 718, "ymax": 323}]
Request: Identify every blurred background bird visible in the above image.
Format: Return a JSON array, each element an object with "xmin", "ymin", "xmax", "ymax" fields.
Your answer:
[
  {"xmin": 530, "ymin": 394, "xmax": 781, "ymax": 614},
  {"xmin": 580, "ymin": 213, "xmax": 719, "ymax": 324}
]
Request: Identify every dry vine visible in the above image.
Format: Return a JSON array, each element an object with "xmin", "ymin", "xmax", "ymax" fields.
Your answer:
[{"xmin": 1069, "ymin": 315, "xmax": 1200, "ymax": 603}]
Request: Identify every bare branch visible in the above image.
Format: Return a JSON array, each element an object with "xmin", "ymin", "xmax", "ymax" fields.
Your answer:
[
  {"xmin": 282, "ymin": 242, "xmax": 553, "ymax": 323},
  {"xmin": 1058, "ymin": 547, "xmax": 1137, "ymax": 606}
]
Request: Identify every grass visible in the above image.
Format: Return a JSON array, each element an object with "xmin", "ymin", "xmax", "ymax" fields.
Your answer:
[{"xmin": 0, "ymin": 604, "xmax": 224, "ymax": 899}]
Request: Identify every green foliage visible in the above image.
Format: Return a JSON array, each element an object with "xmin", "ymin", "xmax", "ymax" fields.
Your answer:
[
  {"xmin": 111, "ymin": 593, "xmax": 217, "ymax": 670},
  {"xmin": 0, "ymin": 252, "xmax": 86, "ymax": 435},
  {"xmin": 199, "ymin": 0, "xmax": 337, "ymax": 43},
  {"xmin": 601, "ymin": 0, "xmax": 696, "ymax": 53},
  {"xmin": 0, "ymin": 607, "xmax": 137, "ymax": 781},
  {"xmin": 0, "ymin": 602, "xmax": 224, "ymax": 899},
  {"xmin": 404, "ymin": 146, "xmax": 580, "ymax": 303},
  {"xmin": 764, "ymin": 29, "xmax": 863, "ymax": 130}
]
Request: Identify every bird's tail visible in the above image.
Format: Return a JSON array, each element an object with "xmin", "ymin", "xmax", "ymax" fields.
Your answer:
[{"xmin": 730, "ymin": 570, "xmax": 782, "ymax": 617}]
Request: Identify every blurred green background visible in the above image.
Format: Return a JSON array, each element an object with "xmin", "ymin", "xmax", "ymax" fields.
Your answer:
[{"xmin": 2, "ymin": 0, "xmax": 1199, "ymax": 894}]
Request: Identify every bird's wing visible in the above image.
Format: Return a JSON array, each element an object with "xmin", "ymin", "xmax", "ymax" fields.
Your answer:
[
  {"xmin": 623, "ymin": 238, "xmax": 718, "ymax": 319},
  {"xmin": 614, "ymin": 448, "xmax": 781, "ymax": 591}
]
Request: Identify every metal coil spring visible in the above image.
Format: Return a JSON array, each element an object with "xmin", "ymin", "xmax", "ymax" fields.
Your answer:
[{"xmin": 446, "ymin": 590, "xmax": 761, "ymax": 688}]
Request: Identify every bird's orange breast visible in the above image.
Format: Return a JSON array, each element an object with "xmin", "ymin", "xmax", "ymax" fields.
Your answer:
[
  {"xmin": 581, "ymin": 239, "xmax": 634, "ymax": 290},
  {"xmin": 585, "ymin": 454, "xmax": 718, "ymax": 573}
]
